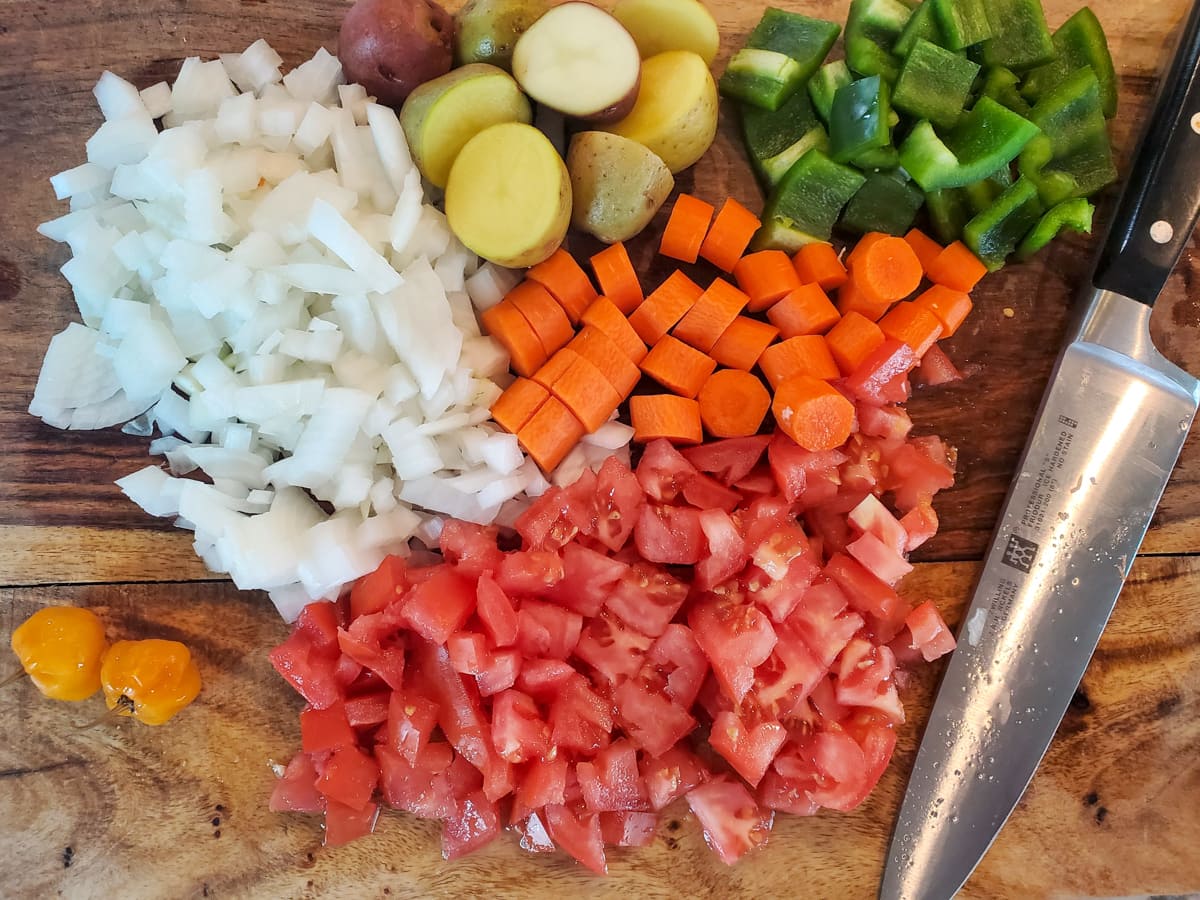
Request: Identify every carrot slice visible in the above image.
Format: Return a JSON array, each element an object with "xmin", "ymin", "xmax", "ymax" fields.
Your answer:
[
  {"xmin": 766, "ymin": 283, "xmax": 841, "ymax": 337},
  {"xmin": 772, "ymin": 375, "xmax": 856, "ymax": 452},
  {"xmin": 878, "ymin": 302, "xmax": 944, "ymax": 358},
  {"xmin": 530, "ymin": 347, "xmax": 580, "ymax": 391},
  {"xmin": 912, "ymin": 284, "xmax": 973, "ymax": 338},
  {"xmin": 848, "ymin": 235, "xmax": 923, "ymax": 304},
  {"xmin": 517, "ymin": 395, "xmax": 586, "ymax": 472},
  {"xmin": 479, "ymin": 300, "xmax": 549, "ymax": 377},
  {"xmin": 569, "ymin": 327, "xmax": 643, "ymax": 397},
  {"xmin": 659, "ymin": 194, "xmax": 715, "ymax": 263},
  {"xmin": 709, "ymin": 316, "xmax": 779, "ymax": 371},
  {"xmin": 903, "ymin": 228, "xmax": 944, "ymax": 273},
  {"xmin": 579, "ymin": 296, "xmax": 648, "ymax": 363},
  {"xmin": 628, "ymin": 270, "xmax": 704, "ymax": 345},
  {"xmin": 506, "ymin": 280, "xmax": 574, "ymax": 356},
  {"xmin": 926, "ymin": 241, "xmax": 988, "ymax": 292},
  {"xmin": 640, "ymin": 335, "xmax": 718, "ymax": 398},
  {"xmin": 526, "ymin": 248, "xmax": 598, "ymax": 324},
  {"xmin": 541, "ymin": 351, "xmax": 623, "ymax": 432},
  {"xmin": 490, "ymin": 377, "xmax": 550, "ymax": 434},
  {"xmin": 672, "ymin": 278, "xmax": 750, "ymax": 352},
  {"xmin": 792, "ymin": 242, "xmax": 848, "ymax": 290},
  {"xmin": 825, "ymin": 310, "xmax": 885, "ymax": 375},
  {"xmin": 733, "ymin": 250, "xmax": 802, "ymax": 312},
  {"xmin": 759, "ymin": 335, "xmax": 841, "ymax": 387},
  {"xmin": 836, "ymin": 277, "xmax": 894, "ymax": 322},
  {"xmin": 845, "ymin": 232, "xmax": 889, "ymax": 270},
  {"xmin": 629, "ymin": 394, "xmax": 703, "ymax": 444},
  {"xmin": 699, "ymin": 198, "xmax": 761, "ymax": 272},
  {"xmin": 589, "ymin": 243, "xmax": 644, "ymax": 314},
  {"xmin": 698, "ymin": 369, "xmax": 771, "ymax": 438}
]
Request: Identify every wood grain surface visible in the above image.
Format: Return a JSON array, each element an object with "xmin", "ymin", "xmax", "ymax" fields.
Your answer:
[{"xmin": 1, "ymin": 0, "xmax": 1198, "ymax": 897}]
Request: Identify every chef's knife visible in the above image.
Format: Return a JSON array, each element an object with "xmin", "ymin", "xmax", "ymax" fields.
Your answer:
[{"xmin": 879, "ymin": 4, "xmax": 1200, "ymax": 898}]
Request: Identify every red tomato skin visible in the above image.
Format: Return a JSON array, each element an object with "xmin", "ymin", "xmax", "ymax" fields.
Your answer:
[
  {"xmin": 301, "ymin": 701, "xmax": 356, "ymax": 754},
  {"xmin": 400, "ymin": 569, "xmax": 476, "ymax": 645},
  {"xmin": 337, "ymin": 610, "xmax": 407, "ymax": 690},
  {"xmin": 476, "ymin": 648, "xmax": 521, "ymax": 697},
  {"xmin": 544, "ymin": 804, "xmax": 608, "ymax": 875},
  {"xmin": 512, "ymin": 755, "xmax": 569, "ymax": 823},
  {"xmin": 315, "ymin": 744, "xmax": 380, "ymax": 812},
  {"xmin": 475, "ymin": 574, "xmax": 519, "ymax": 647},
  {"xmin": 349, "ymin": 555, "xmax": 407, "ymax": 619},
  {"xmin": 385, "ymin": 689, "xmax": 439, "ymax": 765},
  {"xmin": 323, "ymin": 799, "xmax": 380, "ymax": 847},
  {"xmin": 269, "ymin": 627, "xmax": 343, "ymax": 710},
  {"xmin": 844, "ymin": 339, "xmax": 918, "ymax": 404}
]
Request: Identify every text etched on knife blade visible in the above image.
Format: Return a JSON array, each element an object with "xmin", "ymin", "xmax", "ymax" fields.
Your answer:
[{"xmin": 1020, "ymin": 428, "xmax": 1075, "ymax": 531}]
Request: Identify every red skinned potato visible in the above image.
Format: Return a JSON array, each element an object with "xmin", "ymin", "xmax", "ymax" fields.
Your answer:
[
  {"xmin": 339, "ymin": 0, "xmax": 455, "ymax": 107},
  {"xmin": 512, "ymin": 2, "xmax": 642, "ymax": 124}
]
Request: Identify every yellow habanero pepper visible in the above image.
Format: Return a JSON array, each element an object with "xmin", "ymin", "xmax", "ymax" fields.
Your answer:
[
  {"xmin": 10, "ymin": 606, "xmax": 109, "ymax": 701},
  {"xmin": 100, "ymin": 639, "xmax": 202, "ymax": 726}
]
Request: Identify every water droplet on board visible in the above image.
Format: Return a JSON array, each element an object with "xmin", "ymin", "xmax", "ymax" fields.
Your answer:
[{"xmin": 1071, "ymin": 577, "xmax": 1080, "ymax": 586}]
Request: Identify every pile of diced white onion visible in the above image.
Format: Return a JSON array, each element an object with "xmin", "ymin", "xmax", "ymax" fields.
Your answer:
[{"xmin": 30, "ymin": 40, "xmax": 632, "ymax": 620}]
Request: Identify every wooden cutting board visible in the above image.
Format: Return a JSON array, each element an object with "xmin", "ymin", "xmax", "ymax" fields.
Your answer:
[{"xmin": 1, "ymin": 1, "xmax": 1198, "ymax": 897}]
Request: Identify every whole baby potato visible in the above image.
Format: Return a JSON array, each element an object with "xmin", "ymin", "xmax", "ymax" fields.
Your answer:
[{"xmin": 339, "ymin": 0, "xmax": 455, "ymax": 107}]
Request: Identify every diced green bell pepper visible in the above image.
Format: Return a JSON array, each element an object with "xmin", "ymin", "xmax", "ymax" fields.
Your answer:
[
  {"xmin": 1018, "ymin": 66, "xmax": 1117, "ymax": 205},
  {"xmin": 894, "ymin": 1, "xmax": 947, "ymax": 57},
  {"xmin": 720, "ymin": 9, "xmax": 843, "ymax": 110},
  {"xmin": 980, "ymin": 0, "xmax": 1055, "ymax": 71},
  {"xmin": 741, "ymin": 90, "xmax": 830, "ymax": 189},
  {"xmin": 846, "ymin": 0, "xmax": 913, "ymax": 82},
  {"xmin": 810, "ymin": 59, "xmax": 854, "ymax": 123},
  {"xmin": 892, "ymin": 38, "xmax": 981, "ymax": 127},
  {"xmin": 830, "ymin": 75, "xmax": 893, "ymax": 164},
  {"xmin": 840, "ymin": 171, "xmax": 926, "ymax": 234},
  {"xmin": 900, "ymin": 96, "xmax": 1040, "ymax": 190},
  {"xmin": 963, "ymin": 165, "xmax": 1014, "ymax": 214},
  {"xmin": 1022, "ymin": 7, "xmax": 1117, "ymax": 118},
  {"xmin": 1015, "ymin": 197, "xmax": 1095, "ymax": 259},
  {"xmin": 925, "ymin": 187, "xmax": 973, "ymax": 242},
  {"xmin": 980, "ymin": 66, "xmax": 1032, "ymax": 116},
  {"xmin": 963, "ymin": 176, "xmax": 1045, "ymax": 269},
  {"xmin": 855, "ymin": 144, "xmax": 902, "ymax": 171},
  {"xmin": 931, "ymin": 0, "xmax": 993, "ymax": 50},
  {"xmin": 754, "ymin": 149, "xmax": 868, "ymax": 250}
]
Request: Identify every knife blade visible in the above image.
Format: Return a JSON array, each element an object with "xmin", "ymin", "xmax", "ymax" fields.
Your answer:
[{"xmin": 880, "ymin": 4, "xmax": 1200, "ymax": 898}]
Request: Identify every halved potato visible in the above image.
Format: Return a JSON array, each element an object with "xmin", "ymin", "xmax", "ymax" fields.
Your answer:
[{"xmin": 612, "ymin": 0, "xmax": 720, "ymax": 64}]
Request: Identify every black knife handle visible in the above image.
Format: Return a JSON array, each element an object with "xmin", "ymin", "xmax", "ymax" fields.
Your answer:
[{"xmin": 1093, "ymin": 1, "xmax": 1200, "ymax": 306}]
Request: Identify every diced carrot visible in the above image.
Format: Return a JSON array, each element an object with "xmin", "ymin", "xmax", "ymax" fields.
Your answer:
[
  {"xmin": 579, "ymin": 296, "xmax": 648, "ymax": 363},
  {"xmin": 659, "ymin": 194, "xmax": 715, "ymax": 263},
  {"xmin": 766, "ymin": 283, "xmax": 841, "ymax": 337},
  {"xmin": 569, "ymin": 327, "xmax": 643, "ymax": 397},
  {"xmin": 912, "ymin": 284, "xmax": 973, "ymax": 338},
  {"xmin": 517, "ymin": 395, "xmax": 586, "ymax": 472},
  {"xmin": 792, "ymin": 242, "xmax": 848, "ymax": 290},
  {"xmin": 878, "ymin": 302, "xmax": 944, "ymax": 358},
  {"xmin": 505, "ymin": 280, "xmax": 574, "ymax": 357},
  {"xmin": 903, "ymin": 228, "xmax": 944, "ymax": 273},
  {"xmin": 733, "ymin": 250, "xmax": 802, "ymax": 312},
  {"xmin": 926, "ymin": 240, "xmax": 988, "ymax": 292},
  {"xmin": 530, "ymin": 347, "xmax": 580, "ymax": 391},
  {"xmin": 540, "ymin": 351, "xmax": 623, "ymax": 432},
  {"xmin": 490, "ymin": 377, "xmax": 550, "ymax": 434},
  {"xmin": 825, "ymin": 310, "xmax": 886, "ymax": 375},
  {"xmin": 698, "ymin": 369, "xmax": 771, "ymax": 438},
  {"xmin": 848, "ymin": 235, "xmax": 923, "ymax": 304},
  {"xmin": 589, "ymin": 243, "xmax": 644, "ymax": 314},
  {"xmin": 640, "ymin": 335, "xmax": 718, "ymax": 398},
  {"xmin": 709, "ymin": 316, "xmax": 779, "ymax": 371},
  {"xmin": 845, "ymin": 232, "xmax": 889, "ymax": 270},
  {"xmin": 699, "ymin": 199, "xmax": 761, "ymax": 272},
  {"xmin": 672, "ymin": 278, "xmax": 749, "ymax": 352},
  {"xmin": 479, "ymin": 300, "xmax": 548, "ymax": 377},
  {"xmin": 759, "ymin": 335, "xmax": 841, "ymax": 387},
  {"xmin": 628, "ymin": 271, "xmax": 704, "ymax": 345},
  {"xmin": 772, "ymin": 375, "xmax": 856, "ymax": 452},
  {"xmin": 526, "ymin": 248, "xmax": 598, "ymax": 324},
  {"xmin": 836, "ymin": 277, "xmax": 894, "ymax": 322},
  {"xmin": 629, "ymin": 394, "xmax": 703, "ymax": 444}
]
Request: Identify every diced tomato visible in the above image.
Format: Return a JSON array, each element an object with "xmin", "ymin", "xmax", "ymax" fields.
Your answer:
[
  {"xmin": 324, "ymin": 798, "xmax": 379, "ymax": 847},
  {"xmin": 899, "ymin": 500, "xmax": 939, "ymax": 551},
  {"xmin": 758, "ymin": 768, "xmax": 820, "ymax": 817},
  {"xmin": 516, "ymin": 599, "xmax": 584, "ymax": 661},
  {"xmin": 612, "ymin": 678, "xmax": 696, "ymax": 757},
  {"xmin": 689, "ymin": 595, "xmax": 777, "ymax": 704},
  {"xmin": 847, "ymin": 494, "xmax": 908, "ymax": 554},
  {"xmin": 636, "ymin": 438, "xmax": 699, "ymax": 503},
  {"xmin": 734, "ymin": 466, "xmax": 778, "ymax": 498},
  {"xmin": 315, "ymin": 744, "xmax": 379, "ymax": 812},
  {"xmin": 349, "ymin": 555, "xmax": 407, "ymax": 619},
  {"xmin": 491, "ymin": 689, "xmax": 551, "ymax": 764},
  {"xmin": 845, "ymin": 339, "xmax": 918, "ymax": 404},
  {"xmin": 577, "ymin": 740, "xmax": 649, "ymax": 812},
  {"xmin": 789, "ymin": 580, "xmax": 864, "ymax": 669},
  {"xmin": 517, "ymin": 658, "xmax": 577, "ymax": 702},
  {"xmin": 385, "ymin": 689, "xmax": 439, "ymax": 765},
  {"xmin": 496, "ymin": 549, "xmax": 566, "ymax": 597},
  {"xmin": 634, "ymin": 503, "xmax": 704, "ymax": 565},
  {"xmin": 807, "ymin": 674, "xmax": 852, "ymax": 723},
  {"xmin": 824, "ymin": 553, "xmax": 909, "ymax": 639},
  {"xmin": 915, "ymin": 343, "xmax": 963, "ymax": 387},
  {"xmin": 441, "ymin": 790, "xmax": 500, "ymax": 860},
  {"xmin": 515, "ymin": 810, "xmax": 556, "ymax": 853},
  {"xmin": 477, "ymin": 648, "xmax": 521, "ymax": 697},
  {"xmin": 642, "ymin": 623, "xmax": 708, "ymax": 708},
  {"xmin": 343, "ymin": 691, "xmax": 390, "ymax": 729},
  {"xmin": 751, "ymin": 621, "xmax": 825, "ymax": 719},
  {"xmin": 336, "ymin": 610, "xmax": 406, "ymax": 691},
  {"xmin": 516, "ymin": 486, "xmax": 581, "ymax": 551},
  {"xmin": 512, "ymin": 755, "xmax": 569, "ymax": 822},
  {"xmin": 685, "ymin": 778, "xmax": 773, "ymax": 865},
  {"xmin": 694, "ymin": 508, "xmax": 748, "ymax": 590},
  {"xmin": 447, "ymin": 631, "xmax": 489, "ymax": 675},
  {"xmin": 544, "ymin": 803, "xmax": 607, "ymax": 875},
  {"xmin": 600, "ymin": 811, "xmax": 658, "ymax": 847},
  {"xmin": 737, "ymin": 495, "xmax": 795, "ymax": 550},
  {"xmin": 475, "ymin": 574, "xmax": 519, "ymax": 647},
  {"xmin": 604, "ymin": 562, "xmax": 688, "ymax": 638},
  {"xmin": 439, "ymin": 521, "xmax": 504, "ymax": 578},
  {"xmin": 413, "ymin": 641, "xmax": 499, "ymax": 788},
  {"xmin": 270, "ymin": 752, "xmax": 324, "ymax": 813},
  {"xmin": 401, "ymin": 569, "xmax": 476, "ymax": 645},
  {"xmin": 640, "ymin": 745, "xmax": 709, "ymax": 811},
  {"xmin": 588, "ymin": 456, "xmax": 646, "ymax": 552},
  {"xmin": 575, "ymin": 610, "xmax": 653, "ymax": 686},
  {"xmin": 301, "ymin": 701, "xmax": 356, "ymax": 753},
  {"xmin": 296, "ymin": 601, "xmax": 342, "ymax": 650},
  {"xmin": 270, "ymin": 626, "xmax": 342, "ymax": 710},
  {"xmin": 550, "ymin": 676, "xmax": 614, "ymax": 755},
  {"xmin": 682, "ymin": 436, "xmax": 771, "ymax": 486},
  {"xmin": 835, "ymin": 638, "xmax": 904, "ymax": 724},
  {"xmin": 768, "ymin": 433, "xmax": 848, "ymax": 505},
  {"xmin": 682, "ymin": 472, "xmax": 743, "ymax": 512},
  {"xmin": 377, "ymin": 743, "xmax": 458, "ymax": 819},
  {"xmin": 548, "ymin": 543, "xmax": 628, "ymax": 617},
  {"xmin": 846, "ymin": 531, "xmax": 914, "ymax": 586},
  {"xmin": 856, "ymin": 403, "xmax": 913, "ymax": 442},
  {"xmin": 844, "ymin": 718, "xmax": 899, "ymax": 804},
  {"xmin": 771, "ymin": 729, "xmax": 872, "ymax": 813},
  {"xmin": 708, "ymin": 709, "xmax": 787, "ymax": 787},
  {"xmin": 883, "ymin": 439, "xmax": 956, "ymax": 513},
  {"xmin": 905, "ymin": 600, "xmax": 957, "ymax": 661}
]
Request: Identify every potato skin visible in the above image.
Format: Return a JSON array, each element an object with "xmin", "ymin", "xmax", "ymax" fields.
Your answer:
[
  {"xmin": 567, "ymin": 131, "xmax": 675, "ymax": 243},
  {"xmin": 339, "ymin": 0, "xmax": 455, "ymax": 107},
  {"xmin": 453, "ymin": 0, "xmax": 552, "ymax": 71}
]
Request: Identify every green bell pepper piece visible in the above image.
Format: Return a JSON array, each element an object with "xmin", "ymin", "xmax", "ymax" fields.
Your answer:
[
  {"xmin": 979, "ymin": 66, "xmax": 1032, "ymax": 116},
  {"xmin": 840, "ymin": 171, "xmax": 926, "ymax": 235},
  {"xmin": 1015, "ymin": 197, "xmax": 1094, "ymax": 259},
  {"xmin": 720, "ymin": 9, "xmax": 842, "ymax": 110},
  {"xmin": 892, "ymin": 38, "xmax": 981, "ymax": 127},
  {"xmin": 830, "ymin": 75, "xmax": 893, "ymax": 164},
  {"xmin": 855, "ymin": 144, "xmax": 902, "ymax": 171},
  {"xmin": 810, "ymin": 59, "xmax": 854, "ymax": 123},
  {"xmin": 846, "ymin": 0, "xmax": 913, "ymax": 82},
  {"xmin": 925, "ymin": 187, "xmax": 973, "ymax": 242},
  {"xmin": 980, "ymin": 0, "xmax": 1055, "ymax": 71},
  {"xmin": 963, "ymin": 165, "xmax": 1014, "ymax": 214},
  {"xmin": 931, "ymin": 0, "xmax": 992, "ymax": 50},
  {"xmin": 894, "ymin": 1, "xmax": 947, "ymax": 57},
  {"xmin": 754, "ymin": 149, "xmax": 868, "ymax": 250},
  {"xmin": 899, "ymin": 96, "xmax": 1040, "ymax": 190},
  {"xmin": 1018, "ymin": 66, "xmax": 1117, "ymax": 204},
  {"xmin": 741, "ymin": 91, "xmax": 831, "ymax": 189},
  {"xmin": 1022, "ymin": 7, "xmax": 1117, "ymax": 118},
  {"xmin": 963, "ymin": 176, "xmax": 1045, "ymax": 270}
]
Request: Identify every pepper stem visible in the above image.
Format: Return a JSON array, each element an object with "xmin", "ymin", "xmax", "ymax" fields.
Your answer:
[
  {"xmin": 73, "ymin": 695, "xmax": 135, "ymax": 730},
  {"xmin": 0, "ymin": 669, "xmax": 28, "ymax": 690}
]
